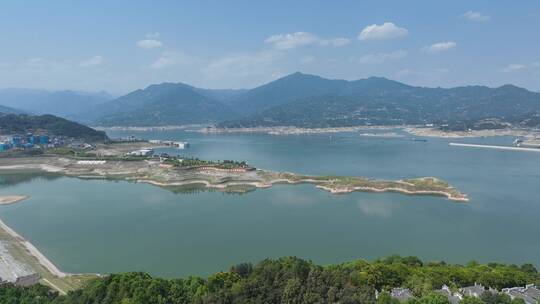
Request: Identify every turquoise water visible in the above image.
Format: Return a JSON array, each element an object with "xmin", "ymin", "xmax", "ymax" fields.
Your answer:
[{"xmin": 0, "ymin": 130, "xmax": 539, "ymax": 277}]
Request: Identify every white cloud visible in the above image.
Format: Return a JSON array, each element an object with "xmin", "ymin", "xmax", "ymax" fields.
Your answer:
[
  {"xmin": 79, "ymin": 55, "xmax": 104, "ymax": 67},
  {"xmin": 358, "ymin": 22, "xmax": 408, "ymax": 41},
  {"xmin": 461, "ymin": 11, "xmax": 491, "ymax": 22},
  {"xmin": 150, "ymin": 51, "xmax": 193, "ymax": 69},
  {"xmin": 265, "ymin": 32, "xmax": 350, "ymax": 50},
  {"xmin": 355, "ymin": 50, "xmax": 407, "ymax": 64},
  {"xmin": 502, "ymin": 64, "xmax": 526, "ymax": 72},
  {"xmin": 137, "ymin": 39, "xmax": 163, "ymax": 49},
  {"xmin": 426, "ymin": 41, "xmax": 457, "ymax": 53}
]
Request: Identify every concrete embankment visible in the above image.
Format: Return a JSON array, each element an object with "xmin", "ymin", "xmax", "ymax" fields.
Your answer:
[
  {"xmin": 0, "ymin": 219, "xmax": 66, "ymax": 278},
  {"xmin": 449, "ymin": 143, "xmax": 540, "ymax": 152}
]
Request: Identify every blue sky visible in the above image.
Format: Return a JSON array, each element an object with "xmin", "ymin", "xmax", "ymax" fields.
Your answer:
[{"xmin": 0, "ymin": 0, "xmax": 539, "ymax": 94}]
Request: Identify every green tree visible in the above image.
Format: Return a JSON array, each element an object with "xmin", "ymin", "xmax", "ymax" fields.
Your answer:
[{"xmin": 417, "ymin": 292, "xmax": 450, "ymax": 304}]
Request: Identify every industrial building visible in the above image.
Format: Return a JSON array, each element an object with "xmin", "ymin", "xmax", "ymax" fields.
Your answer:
[{"xmin": 0, "ymin": 133, "xmax": 52, "ymax": 152}]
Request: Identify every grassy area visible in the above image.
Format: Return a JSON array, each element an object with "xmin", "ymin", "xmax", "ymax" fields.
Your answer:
[{"xmin": 165, "ymin": 157, "xmax": 253, "ymax": 170}]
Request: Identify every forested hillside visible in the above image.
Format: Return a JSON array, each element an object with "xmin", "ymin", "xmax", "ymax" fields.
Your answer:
[
  {"xmin": 0, "ymin": 113, "xmax": 108, "ymax": 142},
  {"xmin": 1, "ymin": 256, "xmax": 538, "ymax": 304}
]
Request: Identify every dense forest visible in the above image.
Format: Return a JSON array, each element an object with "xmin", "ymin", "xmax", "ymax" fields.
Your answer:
[
  {"xmin": 0, "ymin": 113, "xmax": 108, "ymax": 142},
  {"xmin": 1, "ymin": 256, "xmax": 538, "ymax": 304}
]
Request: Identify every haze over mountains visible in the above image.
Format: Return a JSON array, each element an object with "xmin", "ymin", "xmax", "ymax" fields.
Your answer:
[
  {"xmin": 0, "ymin": 88, "xmax": 111, "ymax": 120},
  {"xmin": 1, "ymin": 72, "xmax": 540, "ymax": 130}
]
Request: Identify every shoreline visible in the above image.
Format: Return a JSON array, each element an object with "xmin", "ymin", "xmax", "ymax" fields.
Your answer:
[
  {"xmin": 89, "ymin": 124, "xmax": 539, "ymax": 139},
  {"xmin": 0, "ymin": 217, "xmax": 66, "ymax": 278},
  {"xmin": 199, "ymin": 125, "xmax": 540, "ymax": 138},
  {"xmin": 0, "ymin": 195, "xmax": 29, "ymax": 205},
  {"xmin": 0, "ymin": 156, "xmax": 469, "ymax": 202}
]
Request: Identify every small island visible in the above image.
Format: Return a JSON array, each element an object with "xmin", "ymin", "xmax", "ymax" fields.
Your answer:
[{"xmin": 0, "ymin": 195, "xmax": 29, "ymax": 205}]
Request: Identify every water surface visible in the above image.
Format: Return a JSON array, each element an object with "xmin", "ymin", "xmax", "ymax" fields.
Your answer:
[{"xmin": 0, "ymin": 130, "xmax": 538, "ymax": 277}]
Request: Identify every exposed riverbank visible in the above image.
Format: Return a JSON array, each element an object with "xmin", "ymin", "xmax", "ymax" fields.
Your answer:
[
  {"xmin": 198, "ymin": 125, "xmax": 540, "ymax": 138},
  {"xmin": 0, "ymin": 216, "xmax": 98, "ymax": 293},
  {"xmin": 0, "ymin": 195, "xmax": 29, "ymax": 205},
  {"xmin": 404, "ymin": 127, "xmax": 540, "ymax": 139},
  {"xmin": 0, "ymin": 156, "xmax": 468, "ymax": 202}
]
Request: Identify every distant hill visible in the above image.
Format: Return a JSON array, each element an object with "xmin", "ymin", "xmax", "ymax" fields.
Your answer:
[
  {"xmin": 226, "ymin": 72, "xmax": 412, "ymax": 115},
  {"xmin": 0, "ymin": 104, "xmax": 24, "ymax": 114},
  {"xmin": 0, "ymin": 88, "xmax": 111, "ymax": 119},
  {"xmin": 0, "ymin": 113, "xmax": 108, "ymax": 142},
  {"xmin": 69, "ymin": 72, "xmax": 540, "ymax": 129},
  {"xmin": 218, "ymin": 73, "xmax": 540, "ymax": 129},
  {"xmin": 93, "ymin": 83, "xmax": 239, "ymax": 127}
]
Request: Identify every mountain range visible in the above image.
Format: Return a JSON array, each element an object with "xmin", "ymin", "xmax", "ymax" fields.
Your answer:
[
  {"xmin": 2, "ymin": 72, "xmax": 540, "ymax": 130},
  {"xmin": 0, "ymin": 88, "xmax": 111, "ymax": 120}
]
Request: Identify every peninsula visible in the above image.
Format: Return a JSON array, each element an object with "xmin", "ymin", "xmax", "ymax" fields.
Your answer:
[{"xmin": 0, "ymin": 142, "xmax": 468, "ymax": 202}]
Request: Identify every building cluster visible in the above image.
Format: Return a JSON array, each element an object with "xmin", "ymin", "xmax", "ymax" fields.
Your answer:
[
  {"xmin": 149, "ymin": 139, "xmax": 189, "ymax": 149},
  {"xmin": 0, "ymin": 133, "xmax": 59, "ymax": 151},
  {"xmin": 126, "ymin": 148, "xmax": 154, "ymax": 157},
  {"xmin": 384, "ymin": 283, "xmax": 540, "ymax": 304}
]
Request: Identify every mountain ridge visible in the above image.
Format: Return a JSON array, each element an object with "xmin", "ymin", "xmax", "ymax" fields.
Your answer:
[{"xmin": 22, "ymin": 72, "xmax": 539, "ymax": 129}]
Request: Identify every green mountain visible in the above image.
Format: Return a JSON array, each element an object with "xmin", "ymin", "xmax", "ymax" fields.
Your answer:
[
  {"xmin": 83, "ymin": 72, "xmax": 540, "ymax": 129},
  {"xmin": 94, "ymin": 83, "xmax": 238, "ymax": 126},
  {"xmin": 0, "ymin": 113, "xmax": 108, "ymax": 142},
  {"xmin": 219, "ymin": 73, "xmax": 540, "ymax": 129},
  {"xmin": 0, "ymin": 88, "xmax": 111, "ymax": 119},
  {"xmin": 226, "ymin": 72, "xmax": 412, "ymax": 115}
]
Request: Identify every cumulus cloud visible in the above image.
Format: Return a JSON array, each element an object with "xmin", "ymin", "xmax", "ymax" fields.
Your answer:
[
  {"xmin": 358, "ymin": 22, "xmax": 408, "ymax": 41},
  {"xmin": 79, "ymin": 55, "xmax": 104, "ymax": 67},
  {"xmin": 461, "ymin": 11, "xmax": 491, "ymax": 22},
  {"xmin": 137, "ymin": 39, "xmax": 163, "ymax": 49},
  {"xmin": 265, "ymin": 32, "xmax": 350, "ymax": 50},
  {"xmin": 150, "ymin": 51, "xmax": 193, "ymax": 69},
  {"xmin": 502, "ymin": 64, "xmax": 526, "ymax": 72},
  {"xmin": 355, "ymin": 50, "xmax": 407, "ymax": 64},
  {"xmin": 426, "ymin": 41, "xmax": 457, "ymax": 53}
]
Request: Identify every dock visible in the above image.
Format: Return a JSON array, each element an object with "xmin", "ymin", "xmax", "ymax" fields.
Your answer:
[{"xmin": 449, "ymin": 143, "xmax": 540, "ymax": 152}]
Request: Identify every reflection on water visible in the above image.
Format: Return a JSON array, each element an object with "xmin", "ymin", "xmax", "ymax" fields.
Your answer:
[{"xmin": 0, "ymin": 172, "xmax": 61, "ymax": 187}]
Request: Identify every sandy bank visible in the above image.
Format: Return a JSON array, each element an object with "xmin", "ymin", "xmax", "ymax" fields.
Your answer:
[
  {"xmin": 404, "ymin": 127, "xmax": 540, "ymax": 139},
  {"xmin": 200, "ymin": 125, "xmax": 397, "ymax": 135},
  {"xmin": 0, "ymin": 195, "xmax": 29, "ymax": 205}
]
